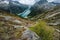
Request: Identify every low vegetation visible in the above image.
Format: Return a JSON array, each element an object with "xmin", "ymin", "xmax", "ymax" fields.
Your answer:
[{"xmin": 29, "ymin": 20, "xmax": 54, "ymax": 40}]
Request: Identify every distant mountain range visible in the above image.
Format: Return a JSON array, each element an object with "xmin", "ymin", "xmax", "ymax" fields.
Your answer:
[
  {"xmin": 0, "ymin": 0, "xmax": 60, "ymax": 16},
  {"xmin": 0, "ymin": 0, "xmax": 28, "ymax": 14},
  {"xmin": 29, "ymin": 0, "xmax": 56, "ymax": 17},
  {"xmin": 52, "ymin": 2, "xmax": 60, "ymax": 5},
  {"xmin": 31, "ymin": 0, "xmax": 60, "ymax": 11},
  {"xmin": 28, "ymin": 0, "xmax": 60, "ymax": 17}
]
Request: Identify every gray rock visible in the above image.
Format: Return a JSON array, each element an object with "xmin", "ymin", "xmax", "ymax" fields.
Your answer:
[{"xmin": 21, "ymin": 29, "xmax": 40, "ymax": 40}]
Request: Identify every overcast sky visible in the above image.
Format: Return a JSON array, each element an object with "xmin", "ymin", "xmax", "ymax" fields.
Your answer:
[
  {"xmin": 54, "ymin": 0, "xmax": 60, "ymax": 3},
  {"xmin": 18, "ymin": 0, "xmax": 40, "ymax": 5},
  {"xmin": 47, "ymin": 0, "xmax": 60, "ymax": 3},
  {"xmin": 19, "ymin": 0, "xmax": 36, "ymax": 5},
  {"xmin": 18, "ymin": 0, "xmax": 55, "ymax": 5},
  {"xmin": 47, "ymin": 0, "xmax": 54, "ymax": 2},
  {"xmin": 19, "ymin": 0, "xmax": 60, "ymax": 5},
  {"xmin": 3, "ymin": 0, "xmax": 60, "ymax": 5}
]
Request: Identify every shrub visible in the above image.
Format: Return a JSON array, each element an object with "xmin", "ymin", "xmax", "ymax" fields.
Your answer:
[{"xmin": 29, "ymin": 20, "xmax": 54, "ymax": 40}]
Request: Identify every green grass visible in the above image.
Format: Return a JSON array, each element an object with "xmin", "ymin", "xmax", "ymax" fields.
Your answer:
[{"xmin": 29, "ymin": 20, "xmax": 54, "ymax": 40}]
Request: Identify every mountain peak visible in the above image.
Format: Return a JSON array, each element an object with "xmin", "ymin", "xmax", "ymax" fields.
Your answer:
[{"xmin": 38, "ymin": 0, "xmax": 48, "ymax": 4}]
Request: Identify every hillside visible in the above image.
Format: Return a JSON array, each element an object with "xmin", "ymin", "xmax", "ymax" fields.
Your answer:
[
  {"xmin": 30, "ymin": 5, "xmax": 60, "ymax": 29},
  {"xmin": 0, "ymin": 0, "xmax": 60, "ymax": 40},
  {"xmin": 0, "ymin": 10, "xmax": 40, "ymax": 40},
  {"xmin": 29, "ymin": 5, "xmax": 60, "ymax": 40},
  {"xmin": 0, "ymin": 10, "xmax": 60, "ymax": 40}
]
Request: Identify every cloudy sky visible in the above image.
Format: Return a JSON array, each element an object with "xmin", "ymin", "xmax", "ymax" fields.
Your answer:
[
  {"xmin": 47, "ymin": 0, "xmax": 54, "ymax": 2},
  {"xmin": 18, "ymin": 0, "xmax": 40, "ymax": 5},
  {"xmin": 19, "ymin": 0, "xmax": 36, "ymax": 5},
  {"xmin": 53, "ymin": 0, "xmax": 60, "ymax": 3},
  {"xmin": 18, "ymin": 0, "xmax": 60, "ymax": 5},
  {"xmin": 3, "ymin": 0, "xmax": 60, "ymax": 5}
]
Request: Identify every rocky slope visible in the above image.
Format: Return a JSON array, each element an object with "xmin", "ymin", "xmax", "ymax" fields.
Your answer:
[
  {"xmin": 0, "ymin": 0, "xmax": 60, "ymax": 40},
  {"xmin": 31, "ymin": 5, "xmax": 60, "ymax": 27},
  {"xmin": 30, "ymin": 5, "xmax": 60, "ymax": 40},
  {"xmin": 0, "ymin": 10, "xmax": 40, "ymax": 40},
  {"xmin": 0, "ymin": 9, "xmax": 60, "ymax": 40}
]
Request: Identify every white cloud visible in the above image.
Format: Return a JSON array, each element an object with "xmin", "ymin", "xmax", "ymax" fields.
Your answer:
[
  {"xmin": 47, "ymin": 0, "xmax": 60, "ymax": 3},
  {"xmin": 54, "ymin": 0, "xmax": 60, "ymax": 3},
  {"xmin": 47, "ymin": 0, "xmax": 54, "ymax": 2},
  {"xmin": 19, "ymin": 0, "xmax": 36, "ymax": 5}
]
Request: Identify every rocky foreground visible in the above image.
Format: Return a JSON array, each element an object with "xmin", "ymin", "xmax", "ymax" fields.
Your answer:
[
  {"xmin": 0, "ymin": 10, "xmax": 60, "ymax": 40},
  {"xmin": 0, "ymin": 11, "xmax": 40, "ymax": 40}
]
